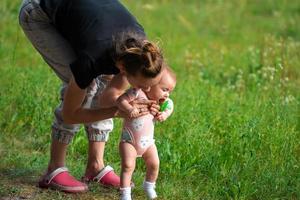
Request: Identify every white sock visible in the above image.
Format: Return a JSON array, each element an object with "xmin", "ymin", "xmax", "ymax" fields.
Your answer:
[
  {"xmin": 143, "ymin": 181, "xmax": 157, "ymax": 199},
  {"xmin": 120, "ymin": 187, "xmax": 132, "ymax": 200}
]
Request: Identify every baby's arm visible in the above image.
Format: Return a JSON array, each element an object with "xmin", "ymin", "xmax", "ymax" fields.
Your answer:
[
  {"xmin": 117, "ymin": 88, "xmax": 140, "ymax": 118},
  {"xmin": 155, "ymin": 98, "xmax": 174, "ymax": 122}
]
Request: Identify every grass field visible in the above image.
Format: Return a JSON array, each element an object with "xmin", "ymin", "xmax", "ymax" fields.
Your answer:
[{"xmin": 0, "ymin": 0, "xmax": 299, "ymax": 199}]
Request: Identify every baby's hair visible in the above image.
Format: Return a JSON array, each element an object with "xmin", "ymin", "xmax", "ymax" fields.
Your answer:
[
  {"xmin": 112, "ymin": 31, "xmax": 165, "ymax": 78},
  {"xmin": 165, "ymin": 66, "xmax": 177, "ymax": 83}
]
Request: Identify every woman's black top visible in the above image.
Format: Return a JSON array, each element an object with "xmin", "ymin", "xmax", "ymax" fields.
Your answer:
[{"xmin": 40, "ymin": 0, "xmax": 145, "ymax": 89}]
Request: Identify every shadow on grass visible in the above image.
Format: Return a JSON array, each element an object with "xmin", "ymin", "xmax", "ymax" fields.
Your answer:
[
  {"xmin": 0, "ymin": 167, "xmax": 40, "ymax": 199},
  {"xmin": 0, "ymin": 167, "xmax": 120, "ymax": 200}
]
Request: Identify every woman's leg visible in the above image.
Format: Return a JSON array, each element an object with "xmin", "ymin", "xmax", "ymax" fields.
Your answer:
[
  {"xmin": 19, "ymin": 0, "xmax": 80, "ymax": 176},
  {"xmin": 19, "ymin": 0, "xmax": 89, "ymax": 192},
  {"xmin": 84, "ymin": 77, "xmax": 113, "ymax": 175},
  {"xmin": 50, "ymin": 83, "xmax": 80, "ymax": 171},
  {"xmin": 82, "ymin": 76, "xmax": 120, "ymax": 186},
  {"xmin": 84, "ymin": 77, "xmax": 112, "ymax": 174},
  {"xmin": 86, "ymin": 141, "xmax": 106, "ymax": 174}
]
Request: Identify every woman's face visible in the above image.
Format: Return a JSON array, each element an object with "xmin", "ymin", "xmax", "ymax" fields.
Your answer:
[
  {"xmin": 116, "ymin": 61, "xmax": 163, "ymax": 91},
  {"xmin": 126, "ymin": 72, "xmax": 163, "ymax": 92}
]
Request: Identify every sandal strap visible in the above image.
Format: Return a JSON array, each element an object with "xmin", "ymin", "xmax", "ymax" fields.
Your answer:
[
  {"xmin": 93, "ymin": 165, "xmax": 113, "ymax": 182},
  {"xmin": 45, "ymin": 167, "xmax": 68, "ymax": 184}
]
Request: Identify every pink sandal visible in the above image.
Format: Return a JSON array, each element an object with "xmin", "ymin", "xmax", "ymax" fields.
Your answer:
[
  {"xmin": 82, "ymin": 165, "xmax": 121, "ymax": 188},
  {"xmin": 38, "ymin": 167, "xmax": 88, "ymax": 193}
]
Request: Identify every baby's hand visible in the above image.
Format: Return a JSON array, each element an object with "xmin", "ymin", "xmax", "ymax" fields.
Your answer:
[
  {"xmin": 129, "ymin": 107, "xmax": 140, "ymax": 118},
  {"xmin": 155, "ymin": 112, "xmax": 166, "ymax": 122}
]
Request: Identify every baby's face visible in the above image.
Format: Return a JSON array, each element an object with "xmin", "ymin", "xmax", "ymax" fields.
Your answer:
[{"xmin": 146, "ymin": 74, "xmax": 176, "ymax": 103}]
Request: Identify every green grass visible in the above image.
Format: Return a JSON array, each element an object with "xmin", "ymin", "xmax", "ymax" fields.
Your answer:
[{"xmin": 0, "ymin": 0, "xmax": 299, "ymax": 199}]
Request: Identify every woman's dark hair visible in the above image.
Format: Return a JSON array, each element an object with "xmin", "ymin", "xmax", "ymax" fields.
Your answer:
[{"xmin": 112, "ymin": 31, "xmax": 164, "ymax": 78}]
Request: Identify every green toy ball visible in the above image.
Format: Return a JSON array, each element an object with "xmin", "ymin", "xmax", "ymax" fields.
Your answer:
[{"xmin": 160, "ymin": 100, "xmax": 169, "ymax": 112}]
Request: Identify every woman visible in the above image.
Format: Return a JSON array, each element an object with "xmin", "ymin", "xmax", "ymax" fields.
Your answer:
[{"xmin": 19, "ymin": 0, "xmax": 165, "ymax": 193}]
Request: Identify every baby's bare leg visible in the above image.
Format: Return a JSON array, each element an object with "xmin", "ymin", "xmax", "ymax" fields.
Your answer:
[
  {"xmin": 142, "ymin": 145, "xmax": 159, "ymax": 199},
  {"xmin": 119, "ymin": 142, "xmax": 137, "ymax": 188},
  {"xmin": 142, "ymin": 145, "xmax": 159, "ymax": 182}
]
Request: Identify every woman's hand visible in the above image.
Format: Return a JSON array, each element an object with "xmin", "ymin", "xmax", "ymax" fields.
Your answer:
[
  {"xmin": 129, "ymin": 107, "xmax": 140, "ymax": 118},
  {"xmin": 130, "ymin": 99, "xmax": 153, "ymax": 117},
  {"xmin": 149, "ymin": 102, "xmax": 160, "ymax": 116},
  {"xmin": 115, "ymin": 107, "xmax": 149, "ymax": 118},
  {"xmin": 116, "ymin": 99, "xmax": 154, "ymax": 118}
]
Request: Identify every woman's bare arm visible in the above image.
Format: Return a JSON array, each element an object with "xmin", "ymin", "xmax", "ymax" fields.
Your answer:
[
  {"xmin": 99, "ymin": 73, "xmax": 154, "ymax": 116},
  {"xmin": 99, "ymin": 73, "xmax": 130, "ymax": 108},
  {"xmin": 62, "ymin": 76, "xmax": 119, "ymax": 124}
]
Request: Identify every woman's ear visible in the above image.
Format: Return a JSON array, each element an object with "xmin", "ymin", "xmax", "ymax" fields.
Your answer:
[{"xmin": 116, "ymin": 61, "xmax": 126, "ymax": 74}]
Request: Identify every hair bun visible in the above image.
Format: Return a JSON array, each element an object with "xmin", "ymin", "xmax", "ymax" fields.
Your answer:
[
  {"xmin": 142, "ymin": 41, "xmax": 160, "ymax": 60},
  {"xmin": 125, "ymin": 47, "xmax": 142, "ymax": 56},
  {"xmin": 125, "ymin": 38, "xmax": 138, "ymax": 49},
  {"xmin": 112, "ymin": 31, "xmax": 164, "ymax": 78}
]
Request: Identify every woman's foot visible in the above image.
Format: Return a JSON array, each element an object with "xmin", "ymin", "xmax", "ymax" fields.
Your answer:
[
  {"xmin": 38, "ymin": 167, "xmax": 88, "ymax": 193},
  {"xmin": 82, "ymin": 165, "xmax": 120, "ymax": 188}
]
